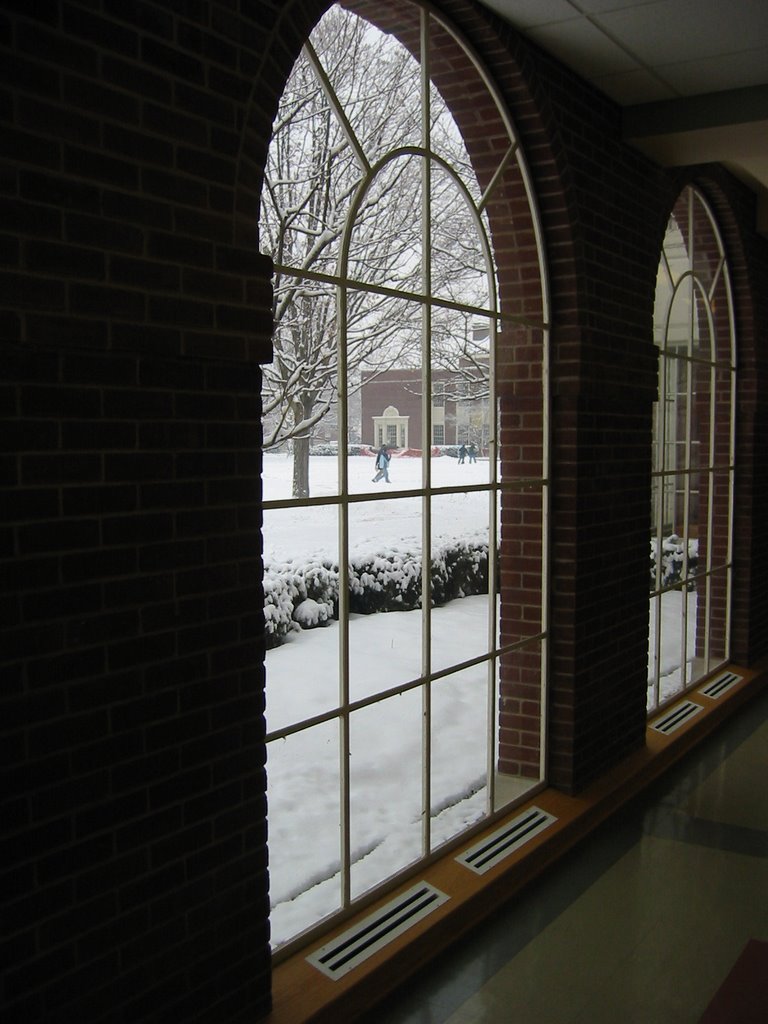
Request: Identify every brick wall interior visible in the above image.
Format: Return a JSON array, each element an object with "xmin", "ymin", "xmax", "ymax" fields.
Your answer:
[{"xmin": 3, "ymin": 1, "xmax": 768, "ymax": 1021}]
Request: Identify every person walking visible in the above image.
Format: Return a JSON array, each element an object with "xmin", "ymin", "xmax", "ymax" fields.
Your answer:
[
  {"xmin": 458, "ymin": 443, "xmax": 467, "ymax": 465},
  {"xmin": 372, "ymin": 444, "xmax": 391, "ymax": 483},
  {"xmin": 468, "ymin": 443, "xmax": 477, "ymax": 463}
]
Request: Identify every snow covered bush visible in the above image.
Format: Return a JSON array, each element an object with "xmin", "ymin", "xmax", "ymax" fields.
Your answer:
[
  {"xmin": 433, "ymin": 444, "xmax": 460, "ymax": 458},
  {"xmin": 264, "ymin": 559, "xmax": 338, "ymax": 648},
  {"xmin": 263, "ymin": 564, "xmax": 302, "ymax": 647},
  {"xmin": 293, "ymin": 598, "xmax": 331, "ymax": 628},
  {"xmin": 649, "ymin": 535, "xmax": 698, "ymax": 590},
  {"xmin": 349, "ymin": 548, "xmax": 423, "ymax": 614},
  {"xmin": 348, "ymin": 539, "xmax": 488, "ymax": 614},
  {"xmin": 293, "ymin": 560, "xmax": 338, "ymax": 616},
  {"xmin": 264, "ymin": 539, "xmax": 489, "ymax": 647},
  {"xmin": 309, "ymin": 444, "xmax": 375, "ymax": 456},
  {"xmin": 432, "ymin": 539, "xmax": 489, "ymax": 604}
]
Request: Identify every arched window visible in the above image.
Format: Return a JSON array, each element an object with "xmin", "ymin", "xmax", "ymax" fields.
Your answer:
[
  {"xmin": 261, "ymin": 0, "xmax": 549, "ymax": 953},
  {"xmin": 649, "ymin": 186, "xmax": 736, "ymax": 712}
]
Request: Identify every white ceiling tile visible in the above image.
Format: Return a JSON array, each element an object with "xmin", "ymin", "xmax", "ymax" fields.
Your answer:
[
  {"xmin": 481, "ymin": 0, "xmax": 581, "ymax": 30},
  {"xmin": 525, "ymin": 19, "xmax": 640, "ymax": 77},
  {"xmin": 574, "ymin": 0, "xmax": 665, "ymax": 11},
  {"xmin": 658, "ymin": 47, "xmax": 768, "ymax": 96},
  {"xmin": 596, "ymin": 0, "xmax": 768, "ymax": 68},
  {"xmin": 591, "ymin": 68, "xmax": 677, "ymax": 104}
]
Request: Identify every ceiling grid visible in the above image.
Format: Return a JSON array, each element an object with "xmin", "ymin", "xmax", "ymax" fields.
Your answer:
[{"xmin": 477, "ymin": 0, "xmax": 768, "ymax": 233}]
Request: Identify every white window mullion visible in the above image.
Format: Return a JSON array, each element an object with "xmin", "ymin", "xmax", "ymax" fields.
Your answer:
[
  {"xmin": 486, "ymin": 320, "xmax": 499, "ymax": 813},
  {"xmin": 305, "ymin": 37, "xmax": 370, "ymax": 175},
  {"xmin": 681, "ymin": 326, "xmax": 694, "ymax": 687},
  {"xmin": 420, "ymin": 6, "xmax": 432, "ymax": 858},
  {"xmin": 652, "ymin": 322, "xmax": 671, "ymax": 709},
  {"xmin": 337, "ymin": 282, "xmax": 352, "ymax": 909},
  {"xmin": 538, "ymin": 323, "xmax": 551, "ymax": 776},
  {"xmin": 725, "ymin": 261, "xmax": 737, "ymax": 662},
  {"xmin": 703, "ymin": 324, "xmax": 717, "ymax": 673}
]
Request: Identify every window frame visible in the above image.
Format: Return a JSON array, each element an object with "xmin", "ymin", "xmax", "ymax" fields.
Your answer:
[
  {"xmin": 262, "ymin": 0, "xmax": 551, "ymax": 958},
  {"xmin": 649, "ymin": 185, "xmax": 736, "ymax": 712}
]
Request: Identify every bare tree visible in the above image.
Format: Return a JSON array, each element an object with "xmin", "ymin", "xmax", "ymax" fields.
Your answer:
[{"xmin": 261, "ymin": 5, "xmax": 489, "ymax": 497}]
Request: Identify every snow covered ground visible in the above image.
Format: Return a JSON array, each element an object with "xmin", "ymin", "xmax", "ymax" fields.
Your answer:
[
  {"xmin": 262, "ymin": 450, "xmax": 494, "ymax": 566},
  {"xmin": 262, "ymin": 454, "xmax": 694, "ymax": 948}
]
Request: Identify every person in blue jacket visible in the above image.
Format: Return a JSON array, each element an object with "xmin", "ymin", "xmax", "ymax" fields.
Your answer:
[{"xmin": 372, "ymin": 444, "xmax": 391, "ymax": 483}]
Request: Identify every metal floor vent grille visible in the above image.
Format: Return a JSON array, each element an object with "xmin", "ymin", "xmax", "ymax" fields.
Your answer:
[
  {"xmin": 456, "ymin": 806, "xmax": 557, "ymax": 875},
  {"xmin": 306, "ymin": 882, "xmax": 449, "ymax": 980},
  {"xmin": 699, "ymin": 671, "xmax": 743, "ymax": 699},
  {"xmin": 651, "ymin": 700, "xmax": 703, "ymax": 735}
]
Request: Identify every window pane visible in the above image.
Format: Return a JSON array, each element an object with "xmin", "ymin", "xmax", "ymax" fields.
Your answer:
[
  {"xmin": 428, "ymin": 62, "xmax": 482, "ymax": 205},
  {"xmin": 348, "ymin": 496, "xmax": 423, "ymax": 698},
  {"xmin": 667, "ymin": 275, "xmax": 693, "ymax": 352},
  {"xmin": 710, "ymin": 469, "xmax": 732, "ymax": 570},
  {"xmin": 431, "ymin": 492, "xmax": 491, "ymax": 669},
  {"xmin": 262, "ymin": 51, "xmax": 358, "ymax": 275},
  {"xmin": 654, "ymin": 257, "xmax": 674, "ymax": 346},
  {"xmin": 690, "ymin": 572, "xmax": 710, "ymax": 685},
  {"xmin": 691, "ymin": 360, "xmax": 712, "ymax": 472},
  {"xmin": 495, "ymin": 642, "xmax": 544, "ymax": 811},
  {"xmin": 355, "ymin": 293, "xmax": 423, "ymax": 485},
  {"xmin": 691, "ymin": 193, "xmax": 722, "ymax": 290},
  {"xmin": 498, "ymin": 483, "xmax": 545, "ymax": 650},
  {"xmin": 498, "ymin": 326, "xmax": 545, "ymax": 482},
  {"xmin": 664, "ymin": 355, "xmax": 687, "ymax": 538},
  {"xmin": 692, "ymin": 285, "xmax": 714, "ymax": 362},
  {"xmin": 711, "ymin": 271, "xmax": 734, "ymax": 365},
  {"xmin": 263, "ymin": 504, "xmax": 340, "ymax": 730},
  {"xmin": 486, "ymin": 156, "xmax": 546, "ymax": 322},
  {"xmin": 431, "ymin": 308, "xmax": 491, "ymax": 469},
  {"xmin": 430, "ymin": 665, "xmax": 488, "ymax": 850},
  {"xmin": 349, "ymin": 689, "xmax": 423, "ymax": 898},
  {"xmin": 430, "ymin": 163, "xmax": 489, "ymax": 308},
  {"xmin": 664, "ymin": 210, "xmax": 689, "ymax": 278},
  {"xmin": 712, "ymin": 368, "xmax": 733, "ymax": 469},
  {"xmin": 268, "ymin": 721, "xmax": 342, "ymax": 949},
  {"xmin": 310, "ymin": 6, "xmax": 423, "ymax": 163},
  {"xmin": 263, "ymin": 276, "xmax": 340, "ymax": 498},
  {"xmin": 346, "ymin": 153, "xmax": 423, "ymax": 293},
  {"xmin": 425, "ymin": 13, "xmax": 544, "ymax": 320},
  {"xmin": 654, "ymin": 588, "xmax": 693, "ymax": 704},
  {"xmin": 705, "ymin": 568, "xmax": 730, "ymax": 669},
  {"xmin": 648, "ymin": 595, "xmax": 661, "ymax": 712}
]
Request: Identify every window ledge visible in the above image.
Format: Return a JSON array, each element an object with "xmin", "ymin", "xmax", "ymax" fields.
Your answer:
[{"xmin": 267, "ymin": 663, "xmax": 767, "ymax": 1024}]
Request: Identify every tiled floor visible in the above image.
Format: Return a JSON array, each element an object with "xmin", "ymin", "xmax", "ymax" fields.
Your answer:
[{"xmin": 369, "ymin": 686, "xmax": 768, "ymax": 1024}]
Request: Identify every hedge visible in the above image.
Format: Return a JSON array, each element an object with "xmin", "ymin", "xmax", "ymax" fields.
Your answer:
[
  {"xmin": 264, "ymin": 538, "xmax": 489, "ymax": 649},
  {"xmin": 264, "ymin": 533, "xmax": 693, "ymax": 650},
  {"xmin": 650, "ymin": 534, "xmax": 698, "ymax": 589}
]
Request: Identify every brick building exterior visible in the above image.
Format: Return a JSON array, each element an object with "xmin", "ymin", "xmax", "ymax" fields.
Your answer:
[
  {"xmin": 3, "ymin": 1, "xmax": 767, "ymax": 1021},
  {"xmin": 360, "ymin": 366, "xmax": 487, "ymax": 449}
]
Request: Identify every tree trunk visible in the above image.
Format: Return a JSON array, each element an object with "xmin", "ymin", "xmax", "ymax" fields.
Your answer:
[{"xmin": 292, "ymin": 433, "xmax": 311, "ymax": 499}]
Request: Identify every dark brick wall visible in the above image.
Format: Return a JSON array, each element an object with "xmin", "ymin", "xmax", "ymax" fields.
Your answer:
[
  {"xmin": 2, "ymin": 0, "xmax": 767, "ymax": 1019},
  {"xmin": 2, "ymin": 2, "xmax": 274, "ymax": 1020},
  {"xmin": 464, "ymin": 8, "xmax": 664, "ymax": 790}
]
